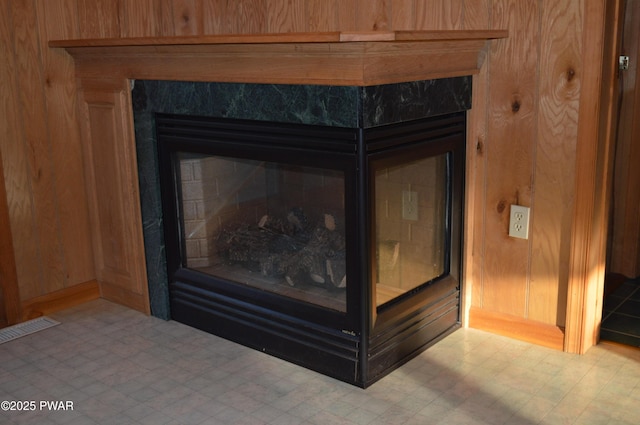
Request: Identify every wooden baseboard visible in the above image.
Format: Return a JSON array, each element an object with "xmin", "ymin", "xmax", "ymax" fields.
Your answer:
[
  {"xmin": 21, "ymin": 280, "xmax": 100, "ymax": 321},
  {"xmin": 468, "ymin": 307, "xmax": 565, "ymax": 351},
  {"xmin": 99, "ymin": 282, "xmax": 150, "ymax": 315}
]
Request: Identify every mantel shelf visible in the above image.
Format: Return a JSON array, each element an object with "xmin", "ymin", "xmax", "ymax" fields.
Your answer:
[
  {"xmin": 51, "ymin": 30, "xmax": 507, "ymax": 86},
  {"xmin": 50, "ymin": 30, "xmax": 507, "ymax": 48}
]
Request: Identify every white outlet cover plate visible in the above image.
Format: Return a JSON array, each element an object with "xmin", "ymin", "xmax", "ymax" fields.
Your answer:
[{"xmin": 509, "ymin": 205, "xmax": 530, "ymax": 239}]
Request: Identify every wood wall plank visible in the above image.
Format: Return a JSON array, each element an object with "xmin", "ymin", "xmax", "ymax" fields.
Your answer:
[
  {"xmin": 463, "ymin": 0, "xmax": 491, "ymax": 30},
  {"xmin": 529, "ymin": 0, "xmax": 581, "ymax": 325},
  {"xmin": 267, "ymin": 0, "xmax": 307, "ymax": 33},
  {"xmin": 119, "ymin": 0, "xmax": 162, "ymax": 37},
  {"xmin": 479, "ymin": 0, "xmax": 539, "ymax": 317},
  {"xmin": 391, "ymin": 0, "xmax": 416, "ymax": 30},
  {"xmin": 202, "ymin": 0, "xmax": 228, "ymax": 34},
  {"xmin": 76, "ymin": 0, "xmax": 120, "ymax": 38},
  {"xmin": 172, "ymin": 0, "xmax": 203, "ymax": 36},
  {"xmin": 37, "ymin": 0, "xmax": 79, "ymax": 37},
  {"xmin": 232, "ymin": 0, "xmax": 268, "ymax": 34},
  {"xmin": 307, "ymin": 0, "xmax": 339, "ymax": 32},
  {"xmin": 355, "ymin": 0, "xmax": 391, "ymax": 31},
  {"xmin": 0, "ymin": 1, "xmax": 40, "ymax": 305},
  {"xmin": 337, "ymin": 0, "xmax": 358, "ymax": 31},
  {"xmin": 10, "ymin": 0, "xmax": 66, "ymax": 299},
  {"xmin": 416, "ymin": 0, "xmax": 464, "ymax": 30},
  {"xmin": 153, "ymin": 0, "xmax": 181, "ymax": 37},
  {"xmin": 36, "ymin": 0, "xmax": 95, "ymax": 288}
]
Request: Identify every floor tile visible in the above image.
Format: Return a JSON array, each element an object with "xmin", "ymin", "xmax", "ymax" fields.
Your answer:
[
  {"xmin": 602, "ymin": 313, "xmax": 640, "ymax": 336},
  {"xmin": 615, "ymin": 299, "xmax": 640, "ymax": 317},
  {"xmin": 1, "ymin": 299, "xmax": 640, "ymax": 425},
  {"xmin": 601, "ymin": 278, "xmax": 640, "ymax": 347}
]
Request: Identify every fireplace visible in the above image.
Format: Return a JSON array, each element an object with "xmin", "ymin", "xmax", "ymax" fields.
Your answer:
[
  {"xmin": 49, "ymin": 30, "xmax": 509, "ymax": 387},
  {"xmin": 133, "ymin": 78, "xmax": 468, "ymax": 387}
]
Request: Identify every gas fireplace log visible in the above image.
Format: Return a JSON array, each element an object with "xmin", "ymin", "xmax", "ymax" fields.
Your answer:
[{"xmin": 218, "ymin": 210, "xmax": 346, "ymax": 289}]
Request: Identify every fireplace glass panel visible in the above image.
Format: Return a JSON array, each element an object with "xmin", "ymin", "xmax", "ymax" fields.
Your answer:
[
  {"xmin": 176, "ymin": 152, "xmax": 347, "ymax": 312},
  {"xmin": 374, "ymin": 154, "xmax": 448, "ymax": 307}
]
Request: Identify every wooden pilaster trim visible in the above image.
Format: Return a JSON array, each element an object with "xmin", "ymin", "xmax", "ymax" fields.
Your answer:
[{"xmin": 564, "ymin": 0, "xmax": 621, "ymax": 354}]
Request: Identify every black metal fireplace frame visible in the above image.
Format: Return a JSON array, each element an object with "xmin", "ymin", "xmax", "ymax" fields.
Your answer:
[{"xmin": 156, "ymin": 111, "xmax": 465, "ymax": 387}]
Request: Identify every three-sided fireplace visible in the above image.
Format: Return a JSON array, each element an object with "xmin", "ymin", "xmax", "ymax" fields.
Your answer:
[{"xmin": 134, "ymin": 79, "xmax": 468, "ymax": 387}]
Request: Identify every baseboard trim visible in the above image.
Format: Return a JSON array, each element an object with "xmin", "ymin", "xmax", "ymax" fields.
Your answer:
[
  {"xmin": 21, "ymin": 280, "xmax": 100, "ymax": 321},
  {"xmin": 99, "ymin": 282, "xmax": 150, "ymax": 315},
  {"xmin": 468, "ymin": 307, "xmax": 565, "ymax": 351}
]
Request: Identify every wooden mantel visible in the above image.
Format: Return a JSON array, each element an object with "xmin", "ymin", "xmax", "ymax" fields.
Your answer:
[{"xmin": 50, "ymin": 30, "xmax": 507, "ymax": 86}]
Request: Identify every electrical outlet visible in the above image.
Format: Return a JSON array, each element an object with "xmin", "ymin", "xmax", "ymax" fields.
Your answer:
[
  {"xmin": 509, "ymin": 205, "xmax": 530, "ymax": 239},
  {"xmin": 402, "ymin": 190, "xmax": 418, "ymax": 221}
]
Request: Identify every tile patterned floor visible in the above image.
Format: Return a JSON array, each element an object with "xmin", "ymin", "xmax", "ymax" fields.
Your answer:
[
  {"xmin": 601, "ymin": 278, "xmax": 640, "ymax": 347},
  {"xmin": 1, "ymin": 299, "xmax": 640, "ymax": 424}
]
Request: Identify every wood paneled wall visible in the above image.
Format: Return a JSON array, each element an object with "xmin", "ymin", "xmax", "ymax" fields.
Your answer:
[
  {"xmin": 0, "ymin": 0, "xmax": 611, "ymax": 347},
  {"xmin": 0, "ymin": 0, "xmax": 95, "ymax": 311}
]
